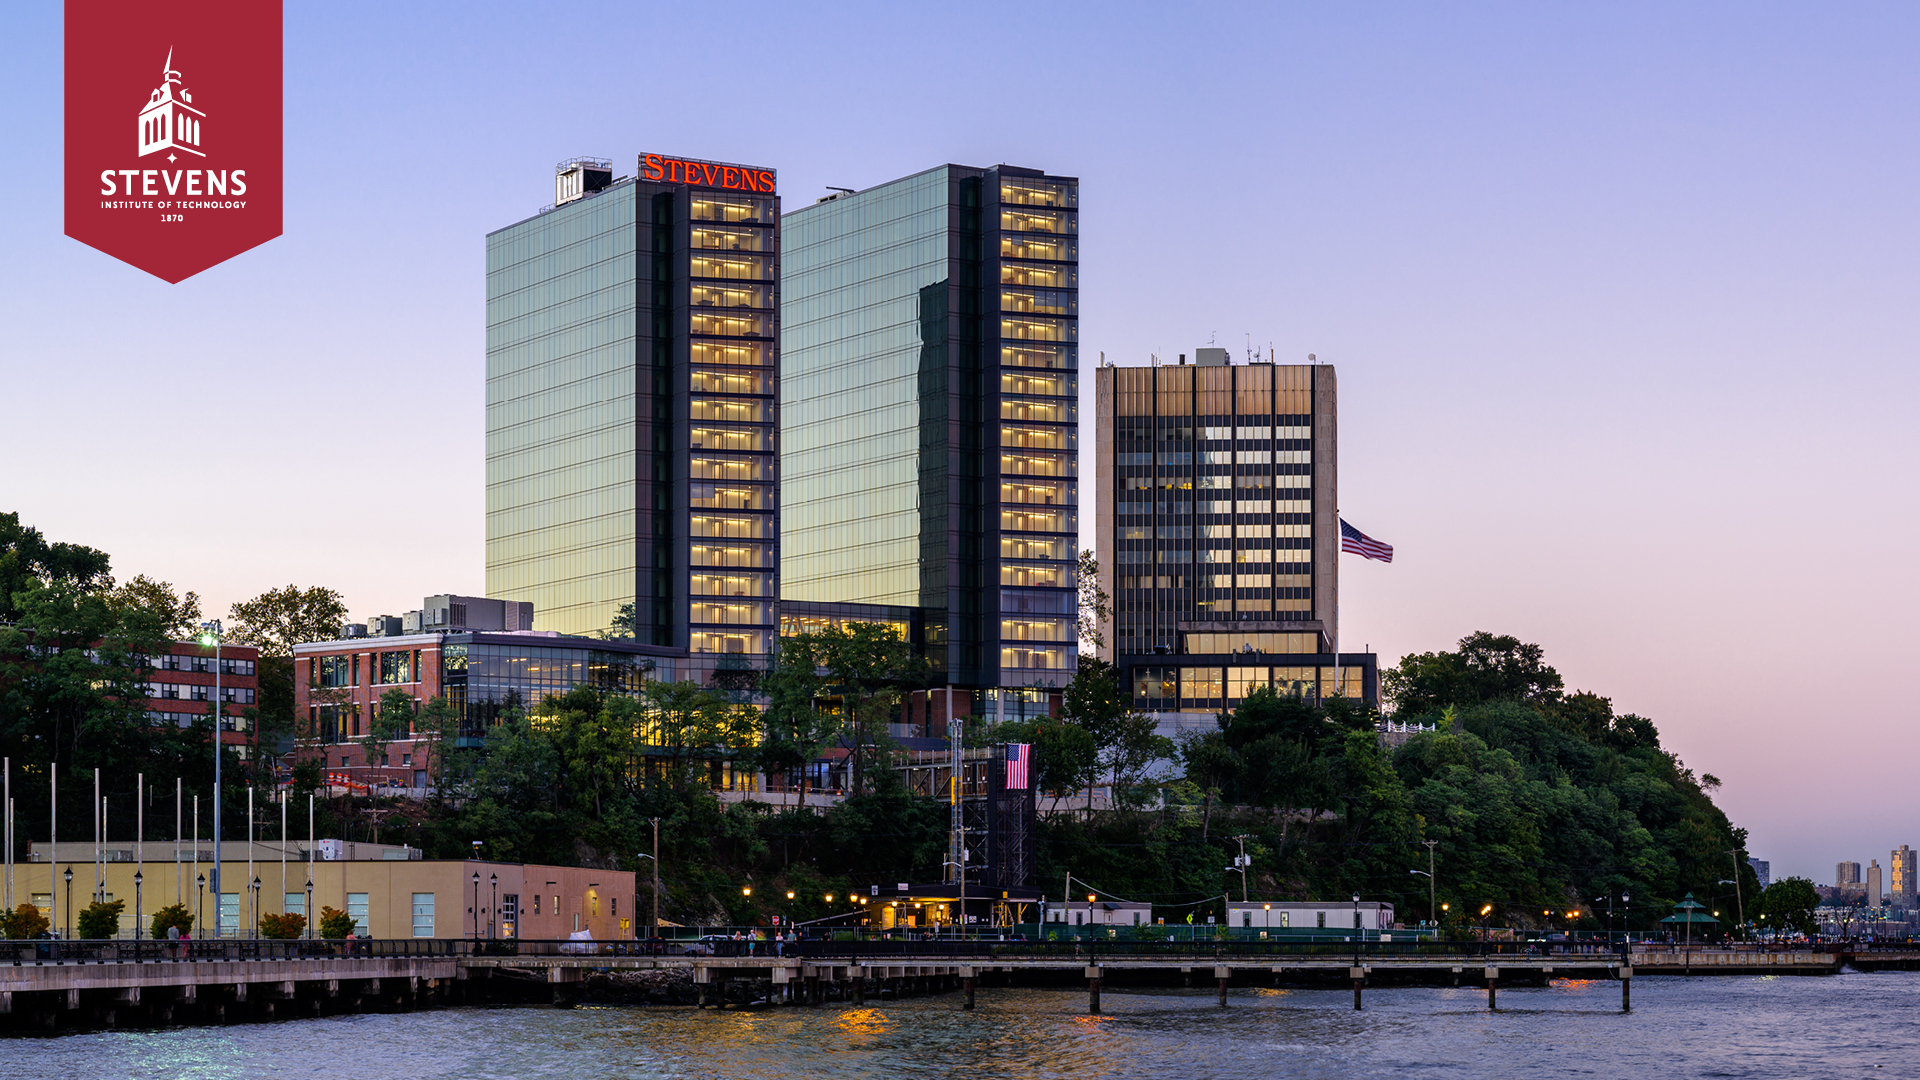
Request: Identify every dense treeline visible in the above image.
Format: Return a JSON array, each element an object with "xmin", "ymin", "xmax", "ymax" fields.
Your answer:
[{"xmin": 2, "ymin": 513, "xmax": 1760, "ymax": 934}]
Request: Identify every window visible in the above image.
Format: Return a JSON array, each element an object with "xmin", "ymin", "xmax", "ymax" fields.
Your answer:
[
  {"xmin": 285, "ymin": 892, "xmax": 306, "ymax": 918},
  {"xmin": 411, "ymin": 893, "xmax": 435, "ymax": 937},
  {"xmin": 348, "ymin": 892, "xmax": 369, "ymax": 934},
  {"xmin": 220, "ymin": 892, "xmax": 239, "ymax": 932},
  {"xmin": 1316, "ymin": 911, "xmax": 1326, "ymax": 929},
  {"xmin": 1243, "ymin": 912, "xmax": 1252, "ymax": 928},
  {"xmin": 531, "ymin": 894, "xmax": 541, "ymax": 916}
]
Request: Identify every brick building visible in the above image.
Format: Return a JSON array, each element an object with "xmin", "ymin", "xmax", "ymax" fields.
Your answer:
[
  {"xmin": 142, "ymin": 639, "xmax": 261, "ymax": 760},
  {"xmin": 292, "ymin": 626, "xmax": 685, "ymax": 791}
]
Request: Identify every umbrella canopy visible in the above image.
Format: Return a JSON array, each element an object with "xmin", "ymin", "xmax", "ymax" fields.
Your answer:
[{"xmin": 1659, "ymin": 893, "xmax": 1720, "ymax": 925}]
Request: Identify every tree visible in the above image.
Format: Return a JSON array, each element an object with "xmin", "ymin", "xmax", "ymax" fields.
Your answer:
[
  {"xmin": 318, "ymin": 904, "xmax": 355, "ymax": 939},
  {"xmin": 227, "ymin": 585, "xmax": 350, "ymax": 656},
  {"xmin": 1758, "ymin": 877, "xmax": 1820, "ymax": 939},
  {"xmin": 229, "ymin": 585, "xmax": 348, "ymax": 754},
  {"xmin": 150, "ymin": 902, "xmax": 193, "ymax": 938},
  {"xmin": 603, "ymin": 601, "xmax": 637, "ymax": 640},
  {"xmin": 1383, "ymin": 631, "xmax": 1566, "ymax": 717},
  {"xmin": 102, "ymin": 574, "xmax": 203, "ymax": 639},
  {"xmin": 0, "ymin": 902, "xmax": 50, "ymax": 939},
  {"xmin": 774, "ymin": 624, "xmax": 925, "ymax": 796},
  {"xmin": 77, "ymin": 898, "xmax": 126, "ymax": 940},
  {"xmin": 1076, "ymin": 549, "xmax": 1111, "ymax": 651},
  {"xmin": 259, "ymin": 911, "xmax": 306, "ymax": 939},
  {"xmin": 368, "ymin": 688, "xmax": 417, "ymax": 770},
  {"xmin": 0, "ymin": 511, "xmax": 111, "ymax": 622},
  {"xmin": 993, "ymin": 714, "xmax": 1100, "ymax": 815}
]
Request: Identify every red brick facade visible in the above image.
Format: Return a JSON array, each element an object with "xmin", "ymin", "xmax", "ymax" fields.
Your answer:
[
  {"xmin": 141, "ymin": 640, "xmax": 261, "ymax": 759},
  {"xmin": 293, "ymin": 634, "xmax": 445, "ymax": 789}
]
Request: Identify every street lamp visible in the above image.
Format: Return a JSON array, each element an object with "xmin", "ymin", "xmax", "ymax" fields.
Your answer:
[
  {"xmin": 199, "ymin": 620, "xmax": 225, "ymax": 942},
  {"xmin": 252, "ymin": 877, "xmax": 262, "ymax": 940},
  {"xmin": 133, "ymin": 870, "xmax": 144, "ymax": 940},
  {"xmin": 195, "ymin": 872, "xmax": 205, "ymax": 938},
  {"xmin": 490, "ymin": 873, "xmax": 498, "ymax": 939},
  {"xmin": 471, "ymin": 872, "xmax": 481, "ymax": 941},
  {"xmin": 1353, "ymin": 894, "xmax": 1361, "ymax": 965},
  {"xmin": 64, "ymin": 868, "xmax": 74, "ymax": 937},
  {"xmin": 305, "ymin": 879, "xmax": 314, "ymax": 940}
]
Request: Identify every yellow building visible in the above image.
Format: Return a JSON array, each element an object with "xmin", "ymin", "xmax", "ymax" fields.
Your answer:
[{"xmin": 12, "ymin": 855, "xmax": 635, "ymax": 941}]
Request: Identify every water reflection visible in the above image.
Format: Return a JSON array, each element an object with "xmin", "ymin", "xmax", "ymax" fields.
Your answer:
[{"xmin": 15, "ymin": 974, "xmax": 1920, "ymax": 1080}]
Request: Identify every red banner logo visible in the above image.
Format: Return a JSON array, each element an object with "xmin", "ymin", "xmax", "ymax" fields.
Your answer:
[{"xmin": 65, "ymin": 1, "xmax": 282, "ymax": 283}]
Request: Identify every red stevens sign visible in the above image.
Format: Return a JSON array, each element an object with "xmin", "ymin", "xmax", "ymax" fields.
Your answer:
[
  {"xmin": 65, "ymin": 0, "xmax": 283, "ymax": 283},
  {"xmin": 641, "ymin": 155, "xmax": 776, "ymax": 194}
]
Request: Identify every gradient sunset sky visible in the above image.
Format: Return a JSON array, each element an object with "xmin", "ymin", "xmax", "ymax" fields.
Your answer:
[{"xmin": 4, "ymin": 2, "xmax": 1916, "ymax": 884}]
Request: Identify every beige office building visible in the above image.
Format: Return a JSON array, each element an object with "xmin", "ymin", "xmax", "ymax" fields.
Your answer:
[
  {"xmin": 14, "ymin": 846, "xmax": 634, "ymax": 941},
  {"xmin": 1093, "ymin": 357, "xmax": 1376, "ymax": 715}
]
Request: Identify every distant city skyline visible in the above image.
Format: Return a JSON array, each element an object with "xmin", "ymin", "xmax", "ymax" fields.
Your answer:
[{"xmin": 6, "ymin": 3, "xmax": 1919, "ymax": 882}]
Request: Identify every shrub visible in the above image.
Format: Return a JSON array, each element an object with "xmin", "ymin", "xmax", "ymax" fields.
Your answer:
[
  {"xmin": 259, "ymin": 912, "xmax": 307, "ymax": 939},
  {"xmin": 318, "ymin": 905, "xmax": 356, "ymax": 939},
  {"xmin": 0, "ymin": 903, "xmax": 50, "ymax": 939},
  {"xmin": 76, "ymin": 899, "xmax": 126, "ymax": 940},
  {"xmin": 150, "ymin": 902, "xmax": 194, "ymax": 939}
]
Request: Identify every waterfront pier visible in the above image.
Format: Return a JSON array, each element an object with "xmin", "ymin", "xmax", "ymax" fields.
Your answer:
[{"xmin": 5, "ymin": 938, "xmax": 1912, "ymax": 1034}]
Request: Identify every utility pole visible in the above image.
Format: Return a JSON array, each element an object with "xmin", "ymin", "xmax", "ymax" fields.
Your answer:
[{"xmin": 1230, "ymin": 835, "xmax": 1251, "ymax": 903}]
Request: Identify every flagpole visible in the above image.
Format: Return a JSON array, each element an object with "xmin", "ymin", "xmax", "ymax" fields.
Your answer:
[{"xmin": 1332, "ymin": 514, "xmax": 1341, "ymax": 699}]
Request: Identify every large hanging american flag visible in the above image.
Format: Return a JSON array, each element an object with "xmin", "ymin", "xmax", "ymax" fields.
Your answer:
[
  {"xmin": 1005, "ymin": 743, "xmax": 1030, "ymax": 789},
  {"xmin": 1340, "ymin": 519, "xmax": 1394, "ymax": 563}
]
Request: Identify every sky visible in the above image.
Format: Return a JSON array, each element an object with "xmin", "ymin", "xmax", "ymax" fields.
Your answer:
[{"xmin": 3, "ymin": 2, "xmax": 1916, "ymax": 884}]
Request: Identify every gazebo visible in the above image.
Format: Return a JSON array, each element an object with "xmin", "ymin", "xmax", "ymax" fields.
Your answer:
[{"xmin": 1659, "ymin": 893, "xmax": 1719, "ymax": 947}]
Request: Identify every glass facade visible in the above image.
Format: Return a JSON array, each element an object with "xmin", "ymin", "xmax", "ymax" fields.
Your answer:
[
  {"xmin": 781, "ymin": 165, "xmax": 1078, "ymax": 690},
  {"xmin": 486, "ymin": 156, "xmax": 779, "ymax": 654},
  {"xmin": 440, "ymin": 634, "xmax": 671, "ymax": 735}
]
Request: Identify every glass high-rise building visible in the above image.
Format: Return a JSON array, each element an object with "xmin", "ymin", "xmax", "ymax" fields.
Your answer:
[
  {"xmin": 780, "ymin": 164, "xmax": 1079, "ymax": 696},
  {"xmin": 1094, "ymin": 355, "xmax": 1376, "ymax": 714},
  {"xmin": 486, "ymin": 155, "xmax": 779, "ymax": 657}
]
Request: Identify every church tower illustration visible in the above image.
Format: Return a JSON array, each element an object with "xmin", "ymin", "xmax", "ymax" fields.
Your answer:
[{"xmin": 137, "ymin": 48, "xmax": 205, "ymax": 159}]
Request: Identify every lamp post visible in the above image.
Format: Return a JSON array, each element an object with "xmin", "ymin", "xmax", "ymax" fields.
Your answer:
[
  {"xmin": 305, "ymin": 879, "xmax": 313, "ymax": 940},
  {"xmin": 195, "ymin": 872, "xmax": 205, "ymax": 937},
  {"xmin": 648, "ymin": 816, "xmax": 661, "ymax": 930},
  {"xmin": 199, "ymin": 620, "xmax": 224, "ymax": 941},
  {"xmin": 63, "ymin": 867, "xmax": 74, "ymax": 937},
  {"xmin": 1410, "ymin": 870, "xmax": 1434, "ymax": 929},
  {"xmin": 1352, "ymin": 894, "xmax": 1361, "ymax": 966},
  {"xmin": 471, "ymin": 872, "xmax": 480, "ymax": 941},
  {"xmin": 133, "ymin": 870, "xmax": 144, "ymax": 940},
  {"xmin": 490, "ymin": 873, "xmax": 498, "ymax": 939},
  {"xmin": 252, "ymin": 876, "xmax": 262, "ymax": 940}
]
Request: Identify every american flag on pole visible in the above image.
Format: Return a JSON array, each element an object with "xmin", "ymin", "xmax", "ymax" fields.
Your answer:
[
  {"xmin": 1340, "ymin": 519, "xmax": 1394, "ymax": 563},
  {"xmin": 1005, "ymin": 743, "xmax": 1030, "ymax": 789}
]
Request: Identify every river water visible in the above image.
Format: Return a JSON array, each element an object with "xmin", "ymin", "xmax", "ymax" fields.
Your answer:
[{"xmin": 6, "ymin": 973, "xmax": 1915, "ymax": 1079}]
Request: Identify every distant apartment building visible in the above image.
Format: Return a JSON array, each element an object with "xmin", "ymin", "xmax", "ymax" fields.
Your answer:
[
  {"xmin": 141, "ymin": 638, "xmax": 261, "ymax": 760},
  {"xmin": 1868, "ymin": 860, "xmax": 1884, "ymax": 906},
  {"xmin": 1092, "ymin": 356, "xmax": 1376, "ymax": 737},
  {"xmin": 1836, "ymin": 861, "xmax": 1861, "ymax": 886},
  {"xmin": 1892, "ymin": 846, "xmax": 1916, "ymax": 907},
  {"xmin": 779, "ymin": 162, "xmax": 1080, "ymax": 714},
  {"xmin": 486, "ymin": 154, "xmax": 780, "ymax": 656}
]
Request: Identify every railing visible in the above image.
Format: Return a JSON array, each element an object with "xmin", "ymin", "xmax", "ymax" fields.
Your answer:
[
  {"xmin": 0, "ymin": 938, "xmax": 478, "ymax": 964},
  {"xmin": 788, "ymin": 938, "xmax": 1633, "ymax": 961}
]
